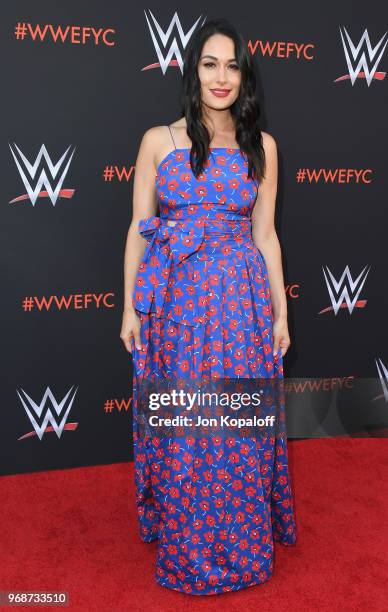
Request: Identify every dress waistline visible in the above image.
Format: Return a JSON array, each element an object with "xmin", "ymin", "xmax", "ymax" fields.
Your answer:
[{"xmin": 132, "ymin": 215, "xmax": 254, "ymax": 324}]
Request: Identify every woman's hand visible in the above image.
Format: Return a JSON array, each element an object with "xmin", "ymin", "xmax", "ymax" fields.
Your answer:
[
  {"xmin": 273, "ymin": 316, "xmax": 291, "ymax": 357},
  {"xmin": 120, "ymin": 308, "xmax": 142, "ymax": 353}
]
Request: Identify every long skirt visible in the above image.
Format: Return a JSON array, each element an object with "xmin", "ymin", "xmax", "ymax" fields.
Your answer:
[{"xmin": 131, "ymin": 257, "xmax": 297, "ymax": 595}]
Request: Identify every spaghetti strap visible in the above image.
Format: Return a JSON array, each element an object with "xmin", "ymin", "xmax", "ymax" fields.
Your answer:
[{"xmin": 167, "ymin": 125, "xmax": 177, "ymax": 150}]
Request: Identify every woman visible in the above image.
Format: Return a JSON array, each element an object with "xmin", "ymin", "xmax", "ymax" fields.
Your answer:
[{"xmin": 120, "ymin": 17, "xmax": 297, "ymax": 595}]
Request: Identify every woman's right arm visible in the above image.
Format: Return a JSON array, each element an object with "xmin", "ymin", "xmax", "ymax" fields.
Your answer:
[{"xmin": 120, "ymin": 128, "xmax": 160, "ymax": 353}]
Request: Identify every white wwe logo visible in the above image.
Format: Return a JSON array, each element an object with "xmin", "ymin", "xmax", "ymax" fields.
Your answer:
[
  {"xmin": 144, "ymin": 10, "xmax": 206, "ymax": 74},
  {"xmin": 375, "ymin": 357, "xmax": 388, "ymax": 403},
  {"xmin": 9, "ymin": 143, "xmax": 76, "ymax": 206},
  {"xmin": 338, "ymin": 26, "xmax": 387, "ymax": 86},
  {"xmin": 321, "ymin": 265, "xmax": 370, "ymax": 315},
  {"xmin": 17, "ymin": 385, "xmax": 79, "ymax": 440}
]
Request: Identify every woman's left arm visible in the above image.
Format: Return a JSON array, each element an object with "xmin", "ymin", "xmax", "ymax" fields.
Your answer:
[{"xmin": 251, "ymin": 132, "xmax": 290, "ymax": 357}]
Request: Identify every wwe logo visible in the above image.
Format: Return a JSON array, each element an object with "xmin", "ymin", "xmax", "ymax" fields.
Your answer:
[
  {"xmin": 9, "ymin": 143, "xmax": 76, "ymax": 206},
  {"xmin": 375, "ymin": 357, "xmax": 388, "ymax": 403},
  {"xmin": 335, "ymin": 27, "xmax": 387, "ymax": 85},
  {"xmin": 143, "ymin": 10, "xmax": 206, "ymax": 74},
  {"xmin": 17, "ymin": 385, "xmax": 79, "ymax": 441},
  {"xmin": 319, "ymin": 265, "xmax": 370, "ymax": 315}
]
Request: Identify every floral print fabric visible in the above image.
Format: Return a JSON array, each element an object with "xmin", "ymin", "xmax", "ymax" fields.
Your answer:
[{"xmin": 131, "ymin": 147, "xmax": 297, "ymax": 595}]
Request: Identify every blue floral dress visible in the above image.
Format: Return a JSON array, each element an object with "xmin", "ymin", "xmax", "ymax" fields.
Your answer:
[{"xmin": 131, "ymin": 144, "xmax": 297, "ymax": 595}]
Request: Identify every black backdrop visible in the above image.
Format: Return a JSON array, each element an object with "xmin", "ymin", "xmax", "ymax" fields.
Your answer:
[{"xmin": 1, "ymin": 1, "xmax": 387, "ymax": 476}]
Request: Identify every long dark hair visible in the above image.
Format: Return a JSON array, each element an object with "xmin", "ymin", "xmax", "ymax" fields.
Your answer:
[{"xmin": 180, "ymin": 17, "xmax": 265, "ymax": 184}]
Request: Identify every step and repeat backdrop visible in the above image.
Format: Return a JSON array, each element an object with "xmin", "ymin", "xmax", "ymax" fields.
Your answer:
[{"xmin": 1, "ymin": 1, "xmax": 387, "ymax": 475}]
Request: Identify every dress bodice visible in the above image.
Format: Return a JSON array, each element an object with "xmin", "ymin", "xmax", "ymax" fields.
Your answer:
[
  {"xmin": 155, "ymin": 147, "xmax": 259, "ymax": 222},
  {"xmin": 132, "ymin": 147, "xmax": 262, "ymax": 326}
]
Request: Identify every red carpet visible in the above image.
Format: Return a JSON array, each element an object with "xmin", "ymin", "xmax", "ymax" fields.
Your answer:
[{"xmin": 1, "ymin": 439, "xmax": 387, "ymax": 611}]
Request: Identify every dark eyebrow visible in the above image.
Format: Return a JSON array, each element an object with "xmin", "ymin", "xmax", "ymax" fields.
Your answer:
[{"xmin": 200, "ymin": 54, "xmax": 237, "ymax": 61}]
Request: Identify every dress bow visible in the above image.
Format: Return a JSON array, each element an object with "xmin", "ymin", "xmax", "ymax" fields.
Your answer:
[
  {"xmin": 132, "ymin": 216, "xmax": 206, "ymax": 325},
  {"xmin": 138, "ymin": 216, "xmax": 205, "ymax": 265}
]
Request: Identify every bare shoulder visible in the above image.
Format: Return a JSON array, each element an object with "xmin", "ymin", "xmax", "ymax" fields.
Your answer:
[
  {"xmin": 141, "ymin": 118, "xmax": 185, "ymax": 146},
  {"xmin": 261, "ymin": 131, "xmax": 278, "ymax": 178},
  {"xmin": 136, "ymin": 125, "xmax": 171, "ymax": 172},
  {"xmin": 139, "ymin": 125, "xmax": 168, "ymax": 152},
  {"xmin": 261, "ymin": 131, "xmax": 277, "ymax": 154},
  {"xmin": 137, "ymin": 118, "xmax": 187, "ymax": 170}
]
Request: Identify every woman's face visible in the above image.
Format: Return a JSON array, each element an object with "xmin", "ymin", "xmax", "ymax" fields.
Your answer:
[{"xmin": 197, "ymin": 34, "xmax": 241, "ymax": 111}]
